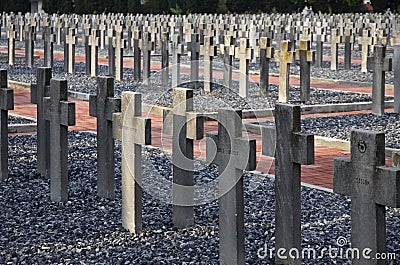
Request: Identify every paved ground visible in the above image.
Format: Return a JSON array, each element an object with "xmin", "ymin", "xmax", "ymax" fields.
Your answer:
[{"xmin": 4, "ymin": 47, "xmax": 396, "ymax": 190}]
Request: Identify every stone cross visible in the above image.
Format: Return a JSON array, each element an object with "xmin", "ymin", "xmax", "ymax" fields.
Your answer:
[
  {"xmin": 188, "ymin": 33, "xmax": 200, "ymax": 89},
  {"xmin": 31, "ymin": 67, "xmax": 51, "ymax": 177},
  {"xmin": 43, "ymin": 26, "xmax": 55, "ymax": 67},
  {"xmin": 206, "ymin": 108, "xmax": 256, "ymax": 265},
  {"xmin": 0, "ymin": 69, "xmax": 14, "ymax": 181},
  {"xmin": 24, "ymin": 25, "xmax": 35, "ymax": 68},
  {"xmin": 167, "ymin": 88, "xmax": 204, "ymax": 227},
  {"xmin": 343, "ymin": 28, "xmax": 354, "ymax": 70},
  {"xmin": 43, "ymin": 79, "xmax": 76, "ymax": 202},
  {"xmin": 262, "ymin": 103, "xmax": 314, "ymax": 265},
  {"xmin": 113, "ymin": 92, "xmax": 151, "ymax": 233},
  {"xmin": 113, "ymin": 28, "xmax": 126, "ymax": 81},
  {"xmin": 274, "ymin": 41, "xmax": 294, "ymax": 103},
  {"xmin": 200, "ymin": 36, "xmax": 217, "ymax": 93},
  {"xmin": 235, "ymin": 38, "xmax": 253, "ymax": 98},
  {"xmin": 295, "ymin": 40, "xmax": 315, "ymax": 102},
  {"xmin": 220, "ymin": 35, "xmax": 235, "ymax": 91},
  {"xmin": 107, "ymin": 28, "xmax": 116, "ymax": 77},
  {"xmin": 83, "ymin": 27, "xmax": 92, "ymax": 75},
  {"xmin": 89, "ymin": 29, "xmax": 100, "ymax": 77},
  {"xmin": 98, "ymin": 20, "xmax": 106, "ymax": 49},
  {"xmin": 330, "ymin": 29, "xmax": 341, "ymax": 71},
  {"xmin": 62, "ymin": 22, "xmax": 70, "ymax": 71},
  {"xmin": 65, "ymin": 28, "xmax": 77, "ymax": 74},
  {"xmin": 367, "ymin": 45, "xmax": 392, "ymax": 116},
  {"xmin": 313, "ymin": 26, "xmax": 325, "ymax": 68},
  {"xmin": 358, "ymin": 29, "xmax": 373, "ymax": 73},
  {"xmin": 161, "ymin": 32, "xmax": 170, "ymax": 87},
  {"xmin": 257, "ymin": 37, "xmax": 274, "ymax": 96},
  {"xmin": 394, "ymin": 44, "xmax": 400, "ymax": 113},
  {"xmin": 140, "ymin": 32, "xmax": 153, "ymax": 85},
  {"xmin": 133, "ymin": 30, "xmax": 142, "ymax": 81},
  {"xmin": 89, "ymin": 76, "xmax": 121, "ymax": 199},
  {"xmin": 7, "ymin": 24, "xmax": 16, "ymax": 66},
  {"xmin": 334, "ymin": 130, "xmax": 400, "ymax": 265},
  {"xmin": 170, "ymin": 34, "xmax": 184, "ymax": 88}
]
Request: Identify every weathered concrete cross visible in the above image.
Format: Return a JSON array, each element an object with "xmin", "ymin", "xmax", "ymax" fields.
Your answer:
[
  {"xmin": 89, "ymin": 76, "xmax": 121, "ymax": 199},
  {"xmin": 220, "ymin": 35, "xmax": 235, "ymax": 91},
  {"xmin": 112, "ymin": 27, "xmax": 126, "ymax": 81},
  {"xmin": 140, "ymin": 32, "xmax": 153, "ymax": 85},
  {"xmin": 200, "ymin": 36, "xmax": 217, "ymax": 93},
  {"xmin": 188, "ymin": 33, "xmax": 200, "ymax": 89},
  {"xmin": 113, "ymin": 92, "xmax": 151, "ymax": 233},
  {"xmin": 262, "ymin": 103, "xmax": 314, "ymax": 265},
  {"xmin": 7, "ymin": 24, "xmax": 16, "ymax": 66},
  {"xmin": 334, "ymin": 130, "xmax": 400, "ymax": 265},
  {"xmin": 206, "ymin": 108, "xmax": 256, "ymax": 265},
  {"xmin": 343, "ymin": 28, "xmax": 354, "ymax": 70},
  {"xmin": 330, "ymin": 29, "xmax": 341, "ymax": 71},
  {"xmin": 257, "ymin": 37, "xmax": 274, "ymax": 96},
  {"xmin": 367, "ymin": 45, "xmax": 392, "ymax": 116},
  {"xmin": 235, "ymin": 38, "xmax": 253, "ymax": 98},
  {"xmin": 358, "ymin": 29, "xmax": 373, "ymax": 73},
  {"xmin": 43, "ymin": 26, "xmax": 55, "ymax": 67},
  {"xmin": 89, "ymin": 29, "xmax": 100, "ymax": 77},
  {"xmin": 43, "ymin": 79, "xmax": 76, "ymax": 202},
  {"xmin": 274, "ymin": 40, "xmax": 294, "ymax": 102},
  {"xmin": 170, "ymin": 34, "xmax": 184, "ymax": 88},
  {"xmin": 0, "ymin": 69, "xmax": 14, "ymax": 181},
  {"xmin": 132, "ymin": 30, "xmax": 142, "ymax": 81},
  {"xmin": 65, "ymin": 28, "xmax": 77, "ymax": 74}
]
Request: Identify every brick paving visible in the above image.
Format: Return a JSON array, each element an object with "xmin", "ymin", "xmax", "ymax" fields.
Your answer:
[{"xmin": 3, "ymin": 46, "xmax": 396, "ymax": 190}]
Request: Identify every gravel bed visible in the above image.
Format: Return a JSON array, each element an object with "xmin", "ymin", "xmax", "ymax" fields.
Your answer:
[
  {"xmin": 8, "ymin": 115, "xmax": 36, "ymax": 124},
  {"xmin": 256, "ymin": 112, "xmax": 400, "ymax": 149},
  {"xmin": 0, "ymin": 131, "xmax": 399, "ymax": 264}
]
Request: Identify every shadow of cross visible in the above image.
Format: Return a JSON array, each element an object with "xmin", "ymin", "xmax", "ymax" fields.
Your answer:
[
  {"xmin": 206, "ymin": 108, "xmax": 256, "ymax": 265},
  {"xmin": 0, "ymin": 69, "xmax": 14, "ymax": 181},
  {"xmin": 163, "ymin": 88, "xmax": 204, "ymax": 228},
  {"xmin": 367, "ymin": 45, "xmax": 392, "ymax": 116},
  {"xmin": 295, "ymin": 40, "xmax": 315, "ymax": 103},
  {"xmin": 44, "ymin": 79, "xmax": 75, "ymax": 202},
  {"xmin": 334, "ymin": 130, "xmax": 400, "ymax": 265},
  {"xmin": 89, "ymin": 76, "xmax": 121, "ymax": 199},
  {"xmin": 274, "ymin": 40, "xmax": 294, "ymax": 103},
  {"xmin": 261, "ymin": 103, "xmax": 314, "ymax": 265},
  {"xmin": 113, "ymin": 92, "xmax": 151, "ymax": 234},
  {"xmin": 31, "ymin": 67, "xmax": 51, "ymax": 177}
]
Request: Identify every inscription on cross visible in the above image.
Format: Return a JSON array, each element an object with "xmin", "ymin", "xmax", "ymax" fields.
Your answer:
[
  {"xmin": 274, "ymin": 40, "xmax": 294, "ymax": 102},
  {"xmin": 200, "ymin": 36, "xmax": 217, "ymax": 93},
  {"xmin": 113, "ymin": 92, "xmax": 151, "ymax": 233},
  {"xmin": 0, "ymin": 69, "xmax": 14, "ymax": 181},
  {"xmin": 261, "ymin": 103, "xmax": 314, "ymax": 265},
  {"xmin": 43, "ymin": 79, "xmax": 76, "ymax": 202},
  {"xmin": 89, "ymin": 76, "xmax": 121, "ymax": 199},
  {"xmin": 206, "ymin": 108, "xmax": 256, "ymax": 265},
  {"xmin": 367, "ymin": 45, "xmax": 392, "ymax": 116},
  {"xmin": 334, "ymin": 130, "xmax": 400, "ymax": 265},
  {"xmin": 235, "ymin": 38, "xmax": 253, "ymax": 98},
  {"xmin": 295, "ymin": 40, "xmax": 315, "ymax": 102}
]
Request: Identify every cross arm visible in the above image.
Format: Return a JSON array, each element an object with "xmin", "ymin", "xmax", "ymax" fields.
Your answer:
[
  {"xmin": 132, "ymin": 117, "xmax": 151, "ymax": 146},
  {"xmin": 43, "ymin": 97, "xmax": 50, "ymax": 120},
  {"xmin": 375, "ymin": 166, "xmax": 400, "ymax": 208},
  {"xmin": 333, "ymin": 157, "xmax": 352, "ymax": 196},
  {"xmin": 261, "ymin": 125, "xmax": 276, "ymax": 157},
  {"xmin": 105, "ymin": 98, "xmax": 121, "ymax": 121},
  {"xmin": 0, "ymin": 88, "xmax": 14, "ymax": 110},
  {"xmin": 186, "ymin": 112, "xmax": 204, "ymax": 140},
  {"xmin": 88, "ymin": 94, "xmax": 97, "ymax": 117},
  {"xmin": 292, "ymin": 132, "xmax": 314, "ymax": 165},
  {"xmin": 60, "ymin": 101, "xmax": 76, "ymax": 126},
  {"xmin": 295, "ymin": 50, "xmax": 316, "ymax": 62},
  {"xmin": 234, "ymin": 137, "xmax": 257, "ymax": 171},
  {"xmin": 205, "ymin": 132, "xmax": 219, "ymax": 165}
]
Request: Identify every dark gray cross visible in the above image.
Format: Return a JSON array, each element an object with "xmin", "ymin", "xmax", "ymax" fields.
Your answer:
[
  {"xmin": 257, "ymin": 37, "xmax": 274, "ymax": 96},
  {"xmin": 262, "ymin": 103, "xmax": 314, "ymax": 265},
  {"xmin": 393, "ymin": 44, "xmax": 400, "ymax": 113},
  {"xmin": 7, "ymin": 24, "xmax": 16, "ymax": 66},
  {"xmin": 170, "ymin": 34, "xmax": 184, "ymax": 88},
  {"xmin": 220, "ymin": 35, "xmax": 235, "ymax": 91},
  {"xmin": 0, "ymin": 69, "xmax": 14, "ymax": 181},
  {"xmin": 188, "ymin": 33, "xmax": 200, "ymax": 89},
  {"xmin": 313, "ymin": 25, "xmax": 325, "ymax": 68},
  {"xmin": 161, "ymin": 31, "xmax": 170, "ymax": 87},
  {"xmin": 43, "ymin": 79, "xmax": 75, "ymax": 202},
  {"xmin": 163, "ymin": 88, "xmax": 204, "ymax": 227},
  {"xmin": 343, "ymin": 28, "xmax": 354, "ymax": 70},
  {"xmin": 295, "ymin": 40, "xmax": 315, "ymax": 103},
  {"xmin": 62, "ymin": 22, "xmax": 70, "ymax": 71},
  {"xmin": 107, "ymin": 28, "xmax": 116, "ymax": 77},
  {"xmin": 140, "ymin": 32, "xmax": 153, "ymax": 85},
  {"xmin": 31, "ymin": 67, "xmax": 51, "ymax": 177},
  {"xmin": 367, "ymin": 45, "xmax": 392, "ymax": 116},
  {"xmin": 334, "ymin": 130, "xmax": 400, "ymax": 265},
  {"xmin": 24, "ymin": 25, "xmax": 35, "ymax": 68},
  {"xmin": 206, "ymin": 108, "xmax": 256, "ymax": 265},
  {"xmin": 89, "ymin": 76, "xmax": 121, "ymax": 199},
  {"xmin": 113, "ymin": 91, "xmax": 151, "ymax": 233},
  {"xmin": 132, "ymin": 30, "xmax": 142, "ymax": 81},
  {"xmin": 83, "ymin": 27, "xmax": 92, "ymax": 75},
  {"xmin": 43, "ymin": 26, "xmax": 55, "ymax": 67}
]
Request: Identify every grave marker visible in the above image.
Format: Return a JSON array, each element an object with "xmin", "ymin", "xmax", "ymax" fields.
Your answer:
[
  {"xmin": 235, "ymin": 38, "xmax": 253, "ymax": 98},
  {"xmin": 257, "ymin": 37, "xmax": 274, "ymax": 96},
  {"xmin": 170, "ymin": 34, "xmax": 184, "ymax": 88},
  {"xmin": 358, "ymin": 29, "xmax": 373, "ymax": 73},
  {"xmin": 161, "ymin": 32, "xmax": 170, "ymax": 87},
  {"xmin": 295, "ymin": 40, "xmax": 315, "ymax": 102},
  {"xmin": 7, "ymin": 24, "xmax": 16, "ymax": 66},
  {"xmin": 274, "ymin": 41, "xmax": 294, "ymax": 102},
  {"xmin": 188, "ymin": 33, "xmax": 200, "ymax": 89},
  {"xmin": 140, "ymin": 32, "xmax": 153, "ymax": 85},
  {"xmin": 65, "ymin": 28, "xmax": 77, "ymax": 74},
  {"xmin": 220, "ymin": 35, "xmax": 235, "ymax": 91},
  {"xmin": 43, "ymin": 26, "xmax": 55, "ymax": 67},
  {"xmin": 133, "ymin": 30, "xmax": 142, "ymax": 81},
  {"xmin": 89, "ymin": 29, "xmax": 100, "ymax": 77},
  {"xmin": 330, "ymin": 29, "xmax": 341, "ymax": 71},
  {"xmin": 200, "ymin": 36, "xmax": 217, "ymax": 93}
]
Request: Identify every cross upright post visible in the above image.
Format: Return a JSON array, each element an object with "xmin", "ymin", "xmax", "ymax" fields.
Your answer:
[
  {"xmin": 235, "ymin": 38, "xmax": 253, "ymax": 98},
  {"xmin": 89, "ymin": 29, "xmax": 100, "ymax": 77},
  {"xmin": 43, "ymin": 79, "xmax": 76, "ymax": 202},
  {"xmin": 295, "ymin": 40, "xmax": 315, "ymax": 102},
  {"xmin": 140, "ymin": 32, "xmax": 154, "ymax": 85},
  {"xmin": 200, "ymin": 36, "xmax": 217, "ymax": 93},
  {"xmin": 83, "ymin": 27, "xmax": 92, "ymax": 76},
  {"xmin": 89, "ymin": 76, "xmax": 121, "ymax": 199},
  {"xmin": 206, "ymin": 108, "xmax": 256, "ymax": 265},
  {"xmin": 65, "ymin": 28, "xmax": 77, "ymax": 74},
  {"xmin": 330, "ymin": 29, "xmax": 341, "ymax": 71},
  {"xmin": 257, "ymin": 37, "xmax": 274, "ymax": 96},
  {"xmin": 343, "ymin": 28, "xmax": 354, "ymax": 70},
  {"xmin": 113, "ymin": 27, "xmax": 126, "ymax": 81},
  {"xmin": 334, "ymin": 130, "xmax": 400, "ymax": 265},
  {"xmin": 113, "ymin": 92, "xmax": 151, "ymax": 233},
  {"xmin": 7, "ymin": 24, "xmax": 16, "ymax": 66},
  {"xmin": 274, "ymin": 40, "xmax": 294, "ymax": 102},
  {"xmin": 132, "ymin": 30, "xmax": 142, "ymax": 81},
  {"xmin": 367, "ymin": 45, "xmax": 392, "ymax": 116},
  {"xmin": 43, "ymin": 26, "xmax": 55, "ymax": 67},
  {"xmin": 161, "ymin": 31, "xmax": 170, "ymax": 87},
  {"xmin": 170, "ymin": 34, "xmax": 184, "ymax": 88},
  {"xmin": 358, "ymin": 29, "xmax": 373, "ymax": 73},
  {"xmin": 220, "ymin": 35, "xmax": 235, "ymax": 91},
  {"xmin": 188, "ymin": 33, "xmax": 200, "ymax": 90},
  {"xmin": 0, "ymin": 69, "xmax": 14, "ymax": 181}
]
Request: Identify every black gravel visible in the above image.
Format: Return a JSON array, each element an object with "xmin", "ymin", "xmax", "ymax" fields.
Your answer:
[
  {"xmin": 256, "ymin": 112, "xmax": 400, "ymax": 149},
  {"xmin": 0, "ymin": 131, "xmax": 399, "ymax": 264},
  {"xmin": 8, "ymin": 115, "xmax": 36, "ymax": 124}
]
